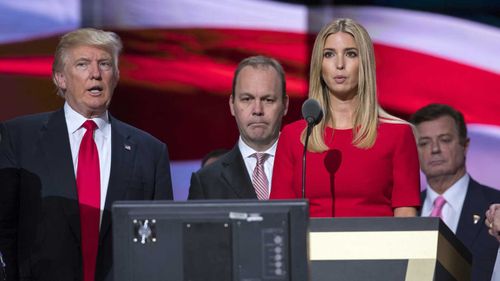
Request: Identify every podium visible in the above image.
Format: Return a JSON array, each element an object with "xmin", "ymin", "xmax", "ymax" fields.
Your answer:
[{"xmin": 309, "ymin": 217, "xmax": 471, "ymax": 281}]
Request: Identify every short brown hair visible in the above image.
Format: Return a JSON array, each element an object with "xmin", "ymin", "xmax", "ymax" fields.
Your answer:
[{"xmin": 409, "ymin": 103, "xmax": 468, "ymax": 145}]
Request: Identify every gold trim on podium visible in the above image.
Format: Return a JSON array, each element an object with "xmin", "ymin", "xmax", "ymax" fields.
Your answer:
[
  {"xmin": 437, "ymin": 233, "xmax": 471, "ymax": 281},
  {"xmin": 310, "ymin": 229, "xmax": 470, "ymax": 281},
  {"xmin": 310, "ymin": 231, "xmax": 438, "ymax": 260},
  {"xmin": 405, "ymin": 259, "xmax": 435, "ymax": 281}
]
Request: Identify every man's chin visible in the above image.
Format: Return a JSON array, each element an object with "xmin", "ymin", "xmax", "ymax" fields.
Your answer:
[
  {"xmin": 248, "ymin": 135, "xmax": 270, "ymax": 143},
  {"xmin": 245, "ymin": 135, "xmax": 274, "ymax": 146},
  {"xmin": 247, "ymin": 128, "xmax": 268, "ymax": 137},
  {"xmin": 248, "ymin": 124, "xmax": 269, "ymax": 132},
  {"xmin": 425, "ymin": 169, "xmax": 454, "ymax": 179}
]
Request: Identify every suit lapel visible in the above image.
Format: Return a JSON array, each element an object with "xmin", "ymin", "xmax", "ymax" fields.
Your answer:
[
  {"xmin": 38, "ymin": 109, "xmax": 81, "ymax": 241},
  {"xmin": 221, "ymin": 145, "xmax": 257, "ymax": 199},
  {"xmin": 99, "ymin": 116, "xmax": 135, "ymax": 243},
  {"xmin": 455, "ymin": 179, "xmax": 486, "ymax": 248},
  {"xmin": 418, "ymin": 191, "xmax": 427, "ymax": 216}
]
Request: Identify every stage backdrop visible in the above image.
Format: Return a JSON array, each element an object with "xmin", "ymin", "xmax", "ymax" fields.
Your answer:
[{"xmin": 1, "ymin": 0, "xmax": 499, "ymax": 199}]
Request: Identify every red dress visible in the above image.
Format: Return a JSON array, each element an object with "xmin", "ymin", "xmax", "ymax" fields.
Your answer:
[{"xmin": 270, "ymin": 120, "xmax": 421, "ymax": 217}]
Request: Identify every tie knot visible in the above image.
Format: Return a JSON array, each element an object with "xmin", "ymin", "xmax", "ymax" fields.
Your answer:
[
  {"xmin": 82, "ymin": 120, "xmax": 97, "ymax": 131},
  {"xmin": 434, "ymin": 196, "xmax": 446, "ymax": 207},
  {"xmin": 252, "ymin": 153, "xmax": 269, "ymax": 165}
]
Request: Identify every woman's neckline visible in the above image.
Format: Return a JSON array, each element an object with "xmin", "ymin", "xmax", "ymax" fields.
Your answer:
[{"xmin": 326, "ymin": 126, "xmax": 352, "ymax": 132}]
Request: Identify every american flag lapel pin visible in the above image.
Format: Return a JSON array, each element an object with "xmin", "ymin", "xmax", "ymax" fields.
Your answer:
[
  {"xmin": 124, "ymin": 144, "xmax": 131, "ymax": 151},
  {"xmin": 473, "ymin": 214, "xmax": 480, "ymax": 224}
]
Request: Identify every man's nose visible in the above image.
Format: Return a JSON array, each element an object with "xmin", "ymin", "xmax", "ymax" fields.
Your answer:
[
  {"xmin": 89, "ymin": 62, "xmax": 102, "ymax": 80},
  {"xmin": 252, "ymin": 100, "xmax": 264, "ymax": 116},
  {"xmin": 431, "ymin": 141, "xmax": 441, "ymax": 154}
]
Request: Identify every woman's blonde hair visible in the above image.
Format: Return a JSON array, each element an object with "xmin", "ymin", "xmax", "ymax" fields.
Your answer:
[{"xmin": 303, "ymin": 18, "xmax": 402, "ymax": 152}]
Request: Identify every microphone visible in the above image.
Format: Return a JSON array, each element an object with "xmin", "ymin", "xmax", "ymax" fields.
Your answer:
[
  {"xmin": 301, "ymin": 99, "xmax": 323, "ymax": 199},
  {"xmin": 302, "ymin": 98, "xmax": 323, "ymax": 127}
]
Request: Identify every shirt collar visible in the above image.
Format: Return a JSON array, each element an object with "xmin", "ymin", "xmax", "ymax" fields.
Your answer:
[
  {"xmin": 64, "ymin": 102, "xmax": 110, "ymax": 134},
  {"xmin": 238, "ymin": 136, "xmax": 278, "ymax": 159},
  {"xmin": 425, "ymin": 173, "xmax": 469, "ymax": 212}
]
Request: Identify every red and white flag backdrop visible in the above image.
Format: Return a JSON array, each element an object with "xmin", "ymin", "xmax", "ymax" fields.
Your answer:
[{"xmin": 1, "ymin": 0, "xmax": 499, "ymax": 199}]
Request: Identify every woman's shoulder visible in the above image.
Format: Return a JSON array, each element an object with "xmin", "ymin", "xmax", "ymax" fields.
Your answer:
[
  {"xmin": 378, "ymin": 120, "xmax": 416, "ymax": 144},
  {"xmin": 282, "ymin": 119, "xmax": 307, "ymax": 134},
  {"xmin": 379, "ymin": 118, "xmax": 412, "ymax": 130}
]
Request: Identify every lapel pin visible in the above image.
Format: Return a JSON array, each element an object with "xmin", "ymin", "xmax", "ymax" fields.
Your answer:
[
  {"xmin": 473, "ymin": 214, "xmax": 480, "ymax": 224},
  {"xmin": 124, "ymin": 144, "xmax": 131, "ymax": 151}
]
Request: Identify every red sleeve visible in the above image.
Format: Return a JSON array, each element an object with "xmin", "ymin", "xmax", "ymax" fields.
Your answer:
[
  {"xmin": 391, "ymin": 124, "xmax": 421, "ymax": 208},
  {"xmin": 270, "ymin": 123, "xmax": 300, "ymax": 199}
]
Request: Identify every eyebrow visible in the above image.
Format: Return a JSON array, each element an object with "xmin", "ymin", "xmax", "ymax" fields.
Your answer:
[
  {"xmin": 238, "ymin": 93, "xmax": 277, "ymax": 99},
  {"xmin": 75, "ymin": 56, "xmax": 112, "ymax": 61},
  {"xmin": 323, "ymin": 47, "xmax": 358, "ymax": 52},
  {"xmin": 260, "ymin": 95, "xmax": 276, "ymax": 99},
  {"xmin": 238, "ymin": 92, "xmax": 254, "ymax": 96},
  {"xmin": 418, "ymin": 133, "xmax": 453, "ymax": 140}
]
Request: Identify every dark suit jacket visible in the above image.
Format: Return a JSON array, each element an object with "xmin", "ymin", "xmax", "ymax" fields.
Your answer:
[
  {"xmin": 0, "ymin": 108, "xmax": 173, "ymax": 281},
  {"xmin": 421, "ymin": 178, "xmax": 500, "ymax": 281},
  {"xmin": 188, "ymin": 144, "xmax": 257, "ymax": 199}
]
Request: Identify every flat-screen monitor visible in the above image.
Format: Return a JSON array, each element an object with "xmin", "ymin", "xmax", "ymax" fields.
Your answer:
[{"xmin": 112, "ymin": 199, "xmax": 309, "ymax": 281}]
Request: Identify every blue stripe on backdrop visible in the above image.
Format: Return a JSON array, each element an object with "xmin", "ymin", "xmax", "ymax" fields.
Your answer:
[
  {"xmin": 271, "ymin": 0, "xmax": 500, "ymax": 28},
  {"xmin": 171, "ymin": 160, "xmax": 201, "ymax": 200},
  {"xmin": 0, "ymin": 0, "xmax": 79, "ymax": 43}
]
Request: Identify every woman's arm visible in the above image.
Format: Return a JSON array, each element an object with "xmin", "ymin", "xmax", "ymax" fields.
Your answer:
[
  {"xmin": 270, "ymin": 124, "xmax": 300, "ymax": 199},
  {"xmin": 394, "ymin": 207, "xmax": 417, "ymax": 217},
  {"xmin": 391, "ymin": 124, "xmax": 421, "ymax": 215}
]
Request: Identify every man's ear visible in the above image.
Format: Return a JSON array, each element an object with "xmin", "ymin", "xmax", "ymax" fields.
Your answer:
[
  {"xmin": 464, "ymin": 137, "xmax": 470, "ymax": 153},
  {"xmin": 229, "ymin": 95, "xmax": 235, "ymax": 117},
  {"xmin": 112, "ymin": 69, "xmax": 120, "ymax": 88},
  {"xmin": 283, "ymin": 95, "xmax": 289, "ymax": 116},
  {"xmin": 54, "ymin": 72, "xmax": 66, "ymax": 90}
]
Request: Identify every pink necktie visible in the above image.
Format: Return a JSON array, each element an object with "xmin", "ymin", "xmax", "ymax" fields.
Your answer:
[
  {"xmin": 77, "ymin": 120, "xmax": 100, "ymax": 281},
  {"xmin": 252, "ymin": 153, "xmax": 270, "ymax": 200},
  {"xmin": 430, "ymin": 195, "xmax": 446, "ymax": 218}
]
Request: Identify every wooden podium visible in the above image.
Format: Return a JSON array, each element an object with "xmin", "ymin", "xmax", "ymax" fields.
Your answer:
[{"xmin": 309, "ymin": 217, "xmax": 471, "ymax": 281}]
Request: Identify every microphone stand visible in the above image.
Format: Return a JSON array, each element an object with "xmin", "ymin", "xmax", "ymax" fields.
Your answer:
[
  {"xmin": 302, "ymin": 121, "xmax": 314, "ymax": 199},
  {"xmin": 0, "ymin": 250, "xmax": 6, "ymax": 281}
]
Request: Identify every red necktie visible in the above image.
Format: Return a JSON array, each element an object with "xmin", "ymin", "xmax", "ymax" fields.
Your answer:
[{"xmin": 77, "ymin": 120, "xmax": 100, "ymax": 281}]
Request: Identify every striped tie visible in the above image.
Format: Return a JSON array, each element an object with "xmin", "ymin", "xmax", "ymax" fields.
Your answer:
[{"xmin": 252, "ymin": 153, "xmax": 269, "ymax": 200}]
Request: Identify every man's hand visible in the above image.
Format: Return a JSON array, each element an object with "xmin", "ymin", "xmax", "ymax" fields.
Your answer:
[{"xmin": 485, "ymin": 204, "xmax": 500, "ymax": 242}]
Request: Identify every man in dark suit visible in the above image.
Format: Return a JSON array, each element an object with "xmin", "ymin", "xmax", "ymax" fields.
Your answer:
[
  {"xmin": 0, "ymin": 28, "xmax": 173, "ymax": 281},
  {"xmin": 189, "ymin": 56, "xmax": 288, "ymax": 200},
  {"xmin": 410, "ymin": 103, "xmax": 500, "ymax": 281},
  {"xmin": 200, "ymin": 148, "xmax": 229, "ymax": 168}
]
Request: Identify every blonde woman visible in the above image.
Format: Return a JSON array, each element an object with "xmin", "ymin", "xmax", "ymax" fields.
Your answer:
[{"xmin": 270, "ymin": 18, "xmax": 420, "ymax": 217}]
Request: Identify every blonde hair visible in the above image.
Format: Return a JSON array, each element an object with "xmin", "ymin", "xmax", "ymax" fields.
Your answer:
[
  {"xmin": 52, "ymin": 28, "xmax": 123, "ymax": 97},
  {"xmin": 303, "ymin": 18, "xmax": 402, "ymax": 152}
]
